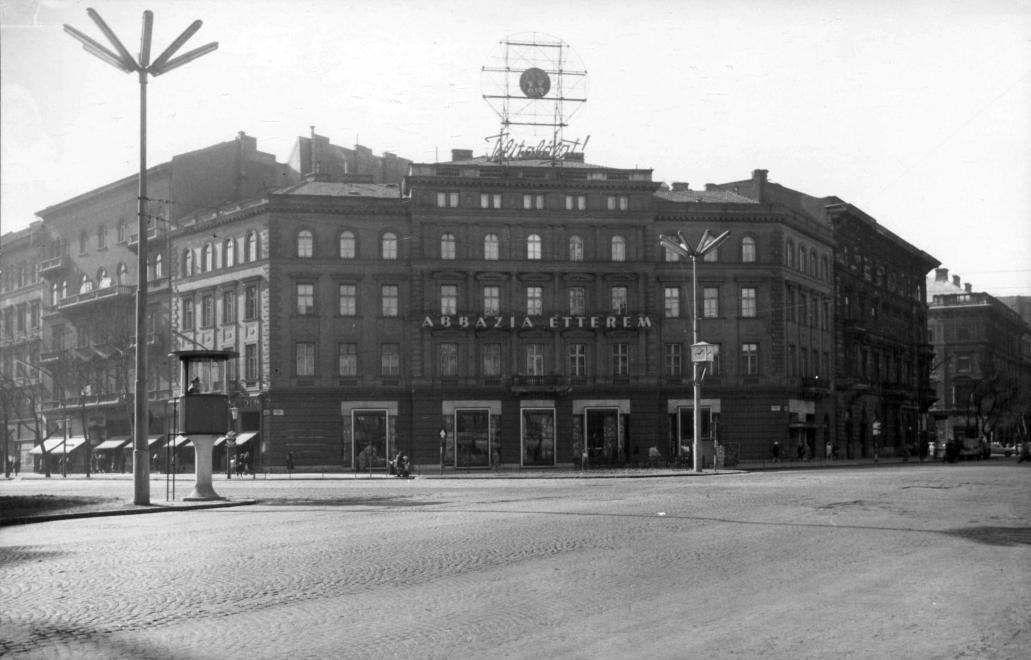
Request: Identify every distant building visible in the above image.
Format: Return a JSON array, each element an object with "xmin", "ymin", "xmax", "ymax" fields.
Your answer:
[{"xmin": 927, "ymin": 269, "xmax": 1031, "ymax": 448}]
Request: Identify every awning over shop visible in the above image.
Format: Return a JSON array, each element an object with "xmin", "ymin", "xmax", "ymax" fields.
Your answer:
[
  {"xmin": 29, "ymin": 436, "xmax": 87, "ymax": 455},
  {"xmin": 234, "ymin": 431, "xmax": 258, "ymax": 445},
  {"xmin": 171, "ymin": 435, "xmax": 192, "ymax": 448},
  {"xmin": 147, "ymin": 436, "xmax": 165, "ymax": 447},
  {"xmin": 94, "ymin": 438, "xmax": 130, "ymax": 451}
]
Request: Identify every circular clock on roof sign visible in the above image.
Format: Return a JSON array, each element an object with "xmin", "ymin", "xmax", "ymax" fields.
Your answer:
[{"xmin": 519, "ymin": 67, "xmax": 551, "ymax": 98}]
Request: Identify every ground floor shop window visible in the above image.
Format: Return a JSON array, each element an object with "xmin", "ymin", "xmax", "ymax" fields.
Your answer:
[
  {"xmin": 455, "ymin": 409, "xmax": 491, "ymax": 468},
  {"xmin": 522, "ymin": 409, "xmax": 555, "ymax": 467},
  {"xmin": 585, "ymin": 408, "xmax": 624, "ymax": 466},
  {"xmin": 351, "ymin": 410, "xmax": 393, "ymax": 470}
]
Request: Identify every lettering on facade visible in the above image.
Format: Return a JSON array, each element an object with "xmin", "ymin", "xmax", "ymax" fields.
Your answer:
[
  {"xmin": 421, "ymin": 314, "xmax": 653, "ymax": 331},
  {"xmin": 486, "ymin": 135, "xmax": 590, "ymax": 162}
]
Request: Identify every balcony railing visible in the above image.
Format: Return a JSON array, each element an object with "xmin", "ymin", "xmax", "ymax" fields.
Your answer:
[
  {"xmin": 511, "ymin": 374, "xmax": 569, "ymax": 394},
  {"xmin": 55, "ymin": 284, "xmax": 135, "ymax": 312},
  {"xmin": 37, "ymin": 254, "xmax": 71, "ymax": 278}
]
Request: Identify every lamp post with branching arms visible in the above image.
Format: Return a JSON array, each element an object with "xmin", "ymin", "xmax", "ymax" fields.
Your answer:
[
  {"xmin": 64, "ymin": 8, "xmax": 217, "ymax": 505},
  {"xmin": 658, "ymin": 229, "xmax": 730, "ymax": 472}
]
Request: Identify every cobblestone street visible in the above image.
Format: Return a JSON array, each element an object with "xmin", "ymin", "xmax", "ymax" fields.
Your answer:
[{"xmin": 2, "ymin": 463, "xmax": 1029, "ymax": 659}]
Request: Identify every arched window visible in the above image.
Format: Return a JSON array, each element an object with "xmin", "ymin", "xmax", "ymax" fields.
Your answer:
[
  {"xmin": 741, "ymin": 236, "xmax": 756, "ymax": 263},
  {"xmin": 97, "ymin": 268, "xmax": 111, "ymax": 288},
  {"xmin": 381, "ymin": 232, "xmax": 398, "ymax": 260},
  {"xmin": 297, "ymin": 230, "xmax": 313, "ymax": 258},
  {"xmin": 569, "ymin": 235, "xmax": 583, "ymax": 261},
  {"xmin": 51, "ymin": 282, "xmax": 59, "ymax": 306},
  {"xmin": 611, "ymin": 235, "xmax": 626, "ymax": 262},
  {"xmin": 810, "ymin": 249, "xmax": 818, "ymax": 277},
  {"xmin": 224, "ymin": 238, "xmax": 236, "ymax": 267},
  {"xmin": 183, "ymin": 248, "xmax": 194, "ymax": 276},
  {"xmin": 245, "ymin": 231, "xmax": 259, "ymax": 262},
  {"xmin": 483, "ymin": 233, "xmax": 499, "ymax": 260},
  {"xmin": 527, "ymin": 234, "xmax": 542, "ymax": 260},
  {"xmin": 61, "ymin": 280, "xmax": 68, "ymax": 299},
  {"xmin": 441, "ymin": 233, "xmax": 456, "ymax": 260},
  {"xmin": 703, "ymin": 246, "xmax": 719, "ymax": 263},
  {"xmin": 339, "ymin": 231, "xmax": 356, "ymax": 259},
  {"xmin": 202, "ymin": 243, "xmax": 214, "ymax": 272}
]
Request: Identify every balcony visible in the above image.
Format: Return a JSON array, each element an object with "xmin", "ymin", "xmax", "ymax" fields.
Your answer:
[
  {"xmin": 38, "ymin": 254, "xmax": 71, "ymax": 279},
  {"xmin": 799, "ymin": 376, "xmax": 830, "ymax": 398},
  {"xmin": 127, "ymin": 225, "xmax": 167, "ymax": 252},
  {"xmin": 511, "ymin": 374, "xmax": 570, "ymax": 395},
  {"xmin": 55, "ymin": 284, "xmax": 135, "ymax": 313}
]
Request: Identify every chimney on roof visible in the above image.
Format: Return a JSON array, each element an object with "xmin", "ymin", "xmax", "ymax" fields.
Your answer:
[
  {"xmin": 752, "ymin": 169, "xmax": 768, "ymax": 202},
  {"xmin": 451, "ymin": 148, "xmax": 473, "ymax": 161},
  {"xmin": 671, "ymin": 182, "xmax": 689, "ymax": 192},
  {"xmin": 935, "ymin": 268, "xmax": 949, "ymax": 282},
  {"xmin": 965, "ymin": 283, "xmax": 972, "ymax": 293},
  {"xmin": 953, "ymin": 275, "xmax": 961, "ymax": 287}
]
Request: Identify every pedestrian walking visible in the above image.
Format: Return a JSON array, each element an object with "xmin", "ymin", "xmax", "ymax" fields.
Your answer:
[
  {"xmin": 13, "ymin": 456, "xmax": 20, "ymax": 475},
  {"xmin": 796, "ymin": 441, "xmax": 805, "ymax": 461},
  {"xmin": 771, "ymin": 440, "xmax": 780, "ymax": 462},
  {"xmin": 286, "ymin": 451, "xmax": 295, "ymax": 477}
]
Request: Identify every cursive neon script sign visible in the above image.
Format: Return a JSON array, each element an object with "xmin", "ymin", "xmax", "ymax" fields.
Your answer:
[{"xmin": 486, "ymin": 135, "xmax": 590, "ymax": 162}]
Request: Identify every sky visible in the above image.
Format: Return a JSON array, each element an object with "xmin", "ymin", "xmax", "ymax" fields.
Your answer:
[{"xmin": 2, "ymin": 0, "xmax": 1030, "ymax": 295}]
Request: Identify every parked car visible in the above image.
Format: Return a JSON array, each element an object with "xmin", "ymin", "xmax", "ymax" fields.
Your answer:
[
  {"xmin": 990, "ymin": 442, "xmax": 1014, "ymax": 458},
  {"xmin": 958, "ymin": 437, "xmax": 986, "ymax": 461}
]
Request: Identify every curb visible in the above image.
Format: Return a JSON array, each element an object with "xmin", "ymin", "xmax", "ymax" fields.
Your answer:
[{"xmin": 1, "ymin": 498, "xmax": 256, "ymax": 527}]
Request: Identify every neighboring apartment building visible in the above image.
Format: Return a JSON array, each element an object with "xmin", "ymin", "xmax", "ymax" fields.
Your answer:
[
  {"xmin": 716, "ymin": 170, "xmax": 940, "ymax": 459},
  {"xmin": 927, "ymin": 269, "xmax": 1031, "ymax": 448}
]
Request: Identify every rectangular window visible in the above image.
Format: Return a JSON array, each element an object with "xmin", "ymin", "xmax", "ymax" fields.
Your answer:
[
  {"xmin": 439, "ymin": 343, "xmax": 458, "ymax": 377},
  {"xmin": 339, "ymin": 284, "xmax": 357, "ymax": 316},
  {"xmin": 703, "ymin": 287, "xmax": 719, "ymax": 318},
  {"xmin": 436, "ymin": 192, "xmax": 459, "ymax": 208},
  {"xmin": 526, "ymin": 286, "xmax": 543, "ymax": 315},
  {"xmin": 568, "ymin": 343, "xmax": 587, "ymax": 377},
  {"xmin": 612, "ymin": 343, "xmax": 629, "ymax": 377},
  {"xmin": 523, "ymin": 194, "xmax": 543, "ymax": 210},
  {"xmin": 440, "ymin": 284, "xmax": 458, "ymax": 315},
  {"xmin": 296, "ymin": 342, "xmax": 316, "ymax": 376},
  {"xmin": 201, "ymin": 294, "xmax": 214, "ymax": 327},
  {"xmin": 449, "ymin": 192, "xmax": 459, "ymax": 208},
  {"xmin": 482, "ymin": 343, "xmax": 502, "ymax": 378},
  {"xmin": 480, "ymin": 193, "xmax": 490, "ymax": 209},
  {"xmin": 181, "ymin": 297, "xmax": 194, "ymax": 330},
  {"xmin": 338, "ymin": 343, "xmax": 357, "ymax": 377},
  {"xmin": 244, "ymin": 343, "xmax": 258, "ymax": 382},
  {"xmin": 664, "ymin": 287, "xmax": 680, "ymax": 317},
  {"xmin": 296, "ymin": 283, "xmax": 315, "ymax": 315},
  {"xmin": 526, "ymin": 344, "xmax": 545, "ymax": 375},
  {"xmin": 741, "ymin": 287, "xmax": 757, "ymax": 318},
  {"xmin": 741, "ymin": 343, "xmax": 759, "ymax": 375},
  {"xmin": 381, "ymin": 284, "xmax": 399, "ymax": 317},
  {"xmin": 381, "ymin": 343, "xmax": 400, "ymax": 377},
  {"xmin": 483, "ymin": 286, "xmax": 501, "ymax": 316},
  {"xmin": 610, "ymin": 286, "xmax": 628, "ymax": 314},
  {"xmin": 664, "ymin": 343, "xmax": 682, "ymax": 377},
  {"xmin": 244, "ymin": 284, "xmax": 258, "ymax": 320},
  {"xmin": 222, "ymin": 291, "xmax": 236, "ymax": 325},
  {"xmin": 566, "ymin": 195, "xmax": 586, "ymax": 210},
  {"xmin": 568, "ymin": 287, "xmax": 586, "ymax": 316}
]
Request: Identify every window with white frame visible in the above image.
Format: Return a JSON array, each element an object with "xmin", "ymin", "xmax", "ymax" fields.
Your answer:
[
  {"xmin": 610, "ymin": 286, "xmax": 628, "ymax": 314},
  {"xmin": 440, "ymin": 285, "xmax": 458, "ymax": 315},
  {"xmin": 612, "ymin": 343, "xmax": 629, "ymax": 377},
  {"xmin": 482, "ymin": 343, "xmax": 502, "ymax": 378},
  {"xmin": 703, "ymin": 287, "xmax": 719, "ymax": 318},
  {"xmin": 296, "ymin": 283, "xmax": 315, "ymax": 315},
  {"xmin": 339, "ymin": 231, "xmax": 356, "ymax": 259},
  {"xmin": 296, "ymin": 342, "xmax": 316, "ymax": 376},
  {"xmin": 525, "ymin": 344, "xmax": 545, "ymax": 375},
  {"xmin": 297, "ymin": 230, "xmax": 313, "ymax": 258},
  {"xmin": 740, "ymin": 287, "xmax": 757, "ymax": 318},
  {"xmin": 526, "ymin": 286, "xmax": 543, "ymax": 315},
  {"xmin": 664, "ymin": 287, "xmax": 680, "ymax": 317},
  {"xmin": 381, "ymin": 232, "xmax": 398, "ymax": 260},
  {"xmin": 381, "ymin": 284, "xmax": 399, "ymax": 317},
  {"xmin": 484, "ymin": 233, "xmax": 499, "ymax": 260},
  {"xmin": 441, "ymin": 233, "xmax": 456, "ymax": 260},
  {"xmin": 741, "ymin": 343, "xmax": 759, "ymax": 375},
  {"xmin": 568, "ymin": 235, "xmax": 584, "ymax": 261},
  {"xmin": 527, "ymin": 234, "xmax": 542, "ymax": 260},
  {"xmin": 381, "ymin": 343, "xmax": 400, "ymax": 377},
  {"xmin": 568, "ymin": 287, "xmax": 586, "ymax": 315},
  {"xmin": 568, "ymin": 343, "xmax": 587, "ymax": 377},
  {"xmin": 338, "ymin": 343, "xmax": 358, "ymax": 377},
  {"xmin": 439, "ymin": 343, "xmax": 458, "ymax": 377},
  {"xmin": 611, "ymin": 235, "xmax": 626, "ymax": 262},
  {"xmin": 339, "ymin": 284, "xmax": 357, "ymax": 316},
  {"xmin": 742, "ymin": 236, "xmax": 756, "ymax": 263},
  {"xmin": 664, "ymin": 343, "xmax": 682, "ymax": 377},
  {"xmin": 483, "ymin": 286, "xmax": 500, "ymax": 315}
]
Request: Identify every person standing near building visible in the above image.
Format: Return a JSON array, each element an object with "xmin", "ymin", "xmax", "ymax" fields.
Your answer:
[
  {"xmin": 286, "ymin": 451, "xmax": 295, "ymax": 477},
  {"xmin": 771, "ymin": 440, "xmax": 780, "ymax": 462}
]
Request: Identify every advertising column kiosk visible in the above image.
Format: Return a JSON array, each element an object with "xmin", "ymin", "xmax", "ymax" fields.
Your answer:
[{"xmin": 173, "ymin": 350, "xmax": 237, "ymax": 501}]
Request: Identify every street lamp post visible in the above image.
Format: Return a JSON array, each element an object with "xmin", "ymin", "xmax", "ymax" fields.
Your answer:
[
  {"xmin": 64, "ymin": 9, "xmax": 217, "ymax": 505},
  {"xmin": 658, "ymin": 229, "xmax": 730, "ymax": 472}
]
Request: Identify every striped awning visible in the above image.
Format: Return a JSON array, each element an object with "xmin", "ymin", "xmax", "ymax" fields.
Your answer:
[{"xmin": 234, "ymin": 431, "xmax": 258, "ymax": 445}]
